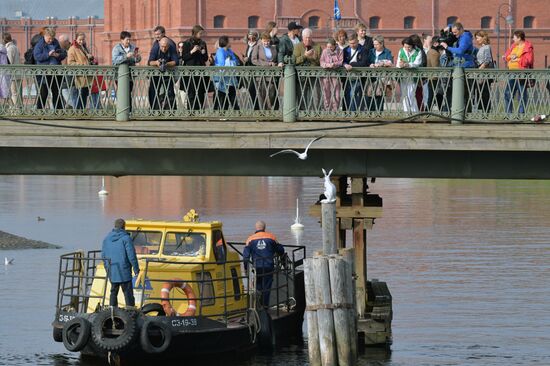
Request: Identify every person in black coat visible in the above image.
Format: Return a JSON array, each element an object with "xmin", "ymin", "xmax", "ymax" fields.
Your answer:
[
  {"xmin": 343, "ymin": 33, "xmax": 369, "ymax": 111},
  {"xmin": 180, "ymin": 25, "xmax": 209, "ymax": 110}
]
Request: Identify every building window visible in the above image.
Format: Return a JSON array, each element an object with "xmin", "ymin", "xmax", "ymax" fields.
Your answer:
[
  {"xmin": 523, "ymin": 16, "xmax": 535, "ymax": 29},
  {"xmin": 480, "ymin": 16, "xmax": 492, "ymax": 29},
  {"xmin": 309, "ymin": 16, "xmax": 320, "ymax": 29},
  {"xmin": 446, "ymin": 16, "xmax": 458, "ymax": 26},
  {"xmin": 214, "ymin": 15, "xmax": 225, "ymax": 28},
  {"xmin": 248, "ymin": 15, "xmax": 259, "ymax": 29},
  {"xmin": 404, "ymin": 16, "xmax": 415, "ymax": 29},
  {"xmin": 369, "ymin": 16, "xmax": 380, "ymax": 30}
]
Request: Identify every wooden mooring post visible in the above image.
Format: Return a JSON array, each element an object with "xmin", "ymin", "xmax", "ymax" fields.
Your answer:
[{"xmin": 308, "ymin": 176, "xmax": 392, "ymax": 349}]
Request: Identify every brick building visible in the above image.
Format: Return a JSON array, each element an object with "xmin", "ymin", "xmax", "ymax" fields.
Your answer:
[
  {"xmin": 2, "ymin": 0, "xmax": 550, "ymax": 67},
  {"xmin": 102, "ymin": 0, "xmax": 550, "ymax": 68}
]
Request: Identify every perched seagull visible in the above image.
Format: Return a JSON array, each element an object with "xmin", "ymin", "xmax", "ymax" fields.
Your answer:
[
  {"xmin": 4, "ymin": 257, "xmax": 14, "ymax": 265},
  {"xmin": 269, "ymin": 136, "xmax": 324, "ymax": 160}
]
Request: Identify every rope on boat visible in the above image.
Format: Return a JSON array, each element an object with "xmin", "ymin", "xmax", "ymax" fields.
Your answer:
[{"xmin": 246, "ymin": 307, "xmax": 261, "ymax": 344}]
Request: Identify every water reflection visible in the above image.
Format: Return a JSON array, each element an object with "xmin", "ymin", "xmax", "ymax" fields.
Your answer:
[{"xmin": 0, "ymin": 176, "xmax": 549, "ymax": 366}]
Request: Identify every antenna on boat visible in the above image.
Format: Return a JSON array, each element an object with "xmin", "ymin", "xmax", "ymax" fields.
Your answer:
[
  {"xmin": 98, "ymin": 176, "xmax": 109, "ymax": 196},
  {"xmin": 291, "ymin": 197, "xmax": 304, "ymax": 230}
]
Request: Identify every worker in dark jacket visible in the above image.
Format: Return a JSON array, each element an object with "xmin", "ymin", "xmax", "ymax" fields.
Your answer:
[
  {"xmin": 244, "ymin": 221, "xmax": 285, "ymax": 307},
  {"xmin": 102, "ymin": 218, "xmax": 140, "ymax": 307}
]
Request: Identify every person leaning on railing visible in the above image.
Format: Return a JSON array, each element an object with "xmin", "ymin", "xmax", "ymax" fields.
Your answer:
[
  {"xmin": 294, "ymin": 28, "xmax": 322, "ymax": 111},
  {"xmin": 180, "ymin": 25, "xmax": 209, "ymax": 111},
  {"xmin": 251, "ymin": 32, "xmax": 279, "ymax": 110},
  {"xmin": 33, "ymin": 28, "xmax": 67, "ymax": 110},
  {"xmin": 0, "ymin": 43, "xmax": 10, "ymax": 106},
  {"xmin": 112, "ymin": 31, "xmax": 141, "ymax": 112},
  {"xmin": 243, "ymin": 30, "xmax": 261, "ymax": 110},
  {"xmin": 367, "ymin": 35, "xmax": 394, "ymax": 112},
  {"xmin": 425, "ymin": 36, "xmax": 444, "ymax": 112},
  {"xmin": 320, "ymin": 38, "xmax": 344, "ymax": 112},
  {"xmin": 3, "ymin": 33, "xmax": 21, "ymax": 107},
  {"xmin": 474, "ymin": 30, "xmax": 495, "ymax": 112},
  {"xmin": 147, "ymin": 37, "xmax": 178, "ymax": 111},
  {"xmin": 503, "ymin": 30, "xmax": 534, "ymax": 115},
  {"xmin": 213, "ymin": 36, "xmax": 240, "ymax": 111},
  {"xmin": 343, "ymin": 32, "xmax": 369, "ymax": 112},
  {"xmin": 396, "ymin": 36, "xmax": 422, "ymax": 113},
  {"xmin": 439, "ymin": 22, "xmax": 477, "ymax": 112},
  {"xmin": 67, "ymin": 32, "xmax": 96, "ymax": 110}
]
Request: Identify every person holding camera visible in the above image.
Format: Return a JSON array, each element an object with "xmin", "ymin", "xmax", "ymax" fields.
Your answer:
[
  {"xmin": 181, "ymin": 25, "xmax": 209, "ymax": 110},
  {"xmin": 148, "ymin": 37, "xmax": 178, "ymax": 110},
  {"xmin": 439, "ymin": 23, "xmax": 476, "ymax": 112},
  {"xmin": 439, "ymin": 23, "xmax": 475, "ymax": 68},
  {"xmin": 33, "ymin": 28, "xmax": 67, "ymax": 110},
  {"xmin": 67, "ymin": 32, "xmax": 96, "ymax": 109}
]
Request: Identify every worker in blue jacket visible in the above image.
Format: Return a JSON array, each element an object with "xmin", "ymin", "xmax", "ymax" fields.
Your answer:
[
  {"xmin": 102, "ymin": 218, "xmax": 140, "ymax": 307},
  {"xmin": 244, "ymin": 221, "xmax": 285, "ymax": 307}
]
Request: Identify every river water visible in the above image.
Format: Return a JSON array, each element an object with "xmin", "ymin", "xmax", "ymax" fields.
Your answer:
[{"xmin": 0, "ymin": 176, "xmax": 549, "ymax": 366}]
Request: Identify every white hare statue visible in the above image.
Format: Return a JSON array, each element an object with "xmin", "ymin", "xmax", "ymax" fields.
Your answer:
[{"xmin": 321, "ymin": 168, "xmax": 336, "ymax": 203}]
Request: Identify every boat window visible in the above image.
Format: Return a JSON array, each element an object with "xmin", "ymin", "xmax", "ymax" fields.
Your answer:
[
  {"xmin": 164, "ymin": 232, "xmax": 206, "ymax": 257},
  {"xmin": 230, "ymin": 267, "xmax": 241, "ymax": 301},
  {"xmin": 127, "ymin": 230, "xmax": 162, "ymax": 255},
  {"xmin": 195, "ymin": 271, "xmax": 215, "ymax": 306},
  {"xmin": 212, "ymin": 230, "xmax": 227, "ymax": 263}
]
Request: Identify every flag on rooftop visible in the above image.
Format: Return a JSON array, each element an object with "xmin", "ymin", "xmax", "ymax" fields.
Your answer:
[{"xmin": 334, "ymin": 0, "xmax": 342, "ymax": 21}]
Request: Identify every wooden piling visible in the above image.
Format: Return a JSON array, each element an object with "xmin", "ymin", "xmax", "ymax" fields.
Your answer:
[
  {"xmin": 304, "ymin": 259, "xmax": 321, "ymax": 366},
  {"xmin": 328, "ymin": 256, "xmax": 353, "ymax": 366},
  {"xmin": 322, "ymin": 202, "xmax": 337, "ymax": 255},
  {"xmin": 312, "ymin": 256, "xmax": 337, "ymax": 366},
  {"xmin": 339, "ymin": 248, "xmax": 358, "ymax": 362}
]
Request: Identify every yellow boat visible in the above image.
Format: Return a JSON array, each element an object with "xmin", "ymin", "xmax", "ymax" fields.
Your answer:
[{"xmin": 52, "ymin": 211, "xmax": 306, "ymax": 362}]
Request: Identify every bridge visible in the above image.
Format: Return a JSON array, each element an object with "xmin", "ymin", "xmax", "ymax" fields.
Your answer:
[{"xmin": 1, "ymin": 65, "xmax": 549, "ymax": 178}]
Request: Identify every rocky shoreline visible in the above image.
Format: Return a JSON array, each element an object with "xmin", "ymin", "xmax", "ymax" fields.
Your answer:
[{"xmin": 0, "ymin": 230, "xmax": 62, "ymax": 250}]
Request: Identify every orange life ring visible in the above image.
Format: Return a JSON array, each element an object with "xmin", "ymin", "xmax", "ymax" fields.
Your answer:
[{"xmin": 160, "ymin": 279, "xmax": 197, "ymax": 316}]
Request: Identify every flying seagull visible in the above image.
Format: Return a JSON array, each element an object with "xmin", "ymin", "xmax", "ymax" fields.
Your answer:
[
  {"xmin": 4, "ymin": 257, "xmax": 14, "ymax": 265},
  {"xmin": 269, "ymin": 136, "xmax": 324, "ymax": 160}
]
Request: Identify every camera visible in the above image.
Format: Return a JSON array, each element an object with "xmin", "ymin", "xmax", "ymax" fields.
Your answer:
[
  {"xmin": 158, "ymin": 58, "xmax": 167, "ymax": 72},
  {"xmin": 437, "ymin": 29, "xmax": 457, "ymax": 47}
]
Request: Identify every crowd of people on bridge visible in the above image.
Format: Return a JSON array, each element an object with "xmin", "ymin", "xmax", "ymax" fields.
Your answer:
[{"xmin": 0, "ymin": 20, "xmax": 546, "ymax": 115}]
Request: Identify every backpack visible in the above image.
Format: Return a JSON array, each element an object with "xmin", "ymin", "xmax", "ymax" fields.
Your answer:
[{"xmin": 24, "ymin": 47, "xmax": 35, "ymax": 64}]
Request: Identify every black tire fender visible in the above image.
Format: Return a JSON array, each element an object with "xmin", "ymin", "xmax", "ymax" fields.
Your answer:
[
  {"xmin": 53, "ymin": 326, "xmax": 63, "ymax": 343},
  {"xmin": 141, "ymin": 303, "xmax": 166, "ymax": 316},
  {"xmin": 140, "ymin": 319, "xmax": 172, "ymax": 354},
  {"xmin": 62, "ymin": 317, "xmax": 91, "ymax": 352},
  {"xmin": 91, "ymin": 308, "xmax": 138, "ymax": 352}
]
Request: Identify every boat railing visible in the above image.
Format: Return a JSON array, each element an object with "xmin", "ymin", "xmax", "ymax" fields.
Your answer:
[
  {"xmin": 55, "ymin": 250, "xmax": 109, "ymax": 315},
  {"xmin": 227, "ymin": 242, "xmax": 306, "ymax": 318}
]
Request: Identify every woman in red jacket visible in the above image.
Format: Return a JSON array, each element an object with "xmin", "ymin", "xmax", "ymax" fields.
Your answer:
[{"xmin": 504, "ymin": 30, "xmax": 534, "ymax": 114}]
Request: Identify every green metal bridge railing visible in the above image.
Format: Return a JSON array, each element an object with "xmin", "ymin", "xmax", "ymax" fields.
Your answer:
[{"xmin": 1, "ymin": 64, "xmax": 548, "ymax": 123}]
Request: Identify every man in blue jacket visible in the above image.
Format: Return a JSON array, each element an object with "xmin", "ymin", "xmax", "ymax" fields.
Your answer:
[
  {"xmin": 33, "ymin": 28, "xmax": 67, "ymax": 110},
  {"xmin": 243, "ymin": 221, "xmax": 285, "ymax": 307},
  {"xmin": 440, "ymin": 22, "xmax": 475, "ymax": 68},
  {"xmin": 102, "ymin": 219, "xmax": 140, "ymax": 307}
]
